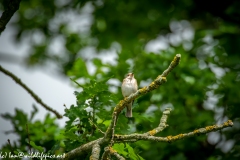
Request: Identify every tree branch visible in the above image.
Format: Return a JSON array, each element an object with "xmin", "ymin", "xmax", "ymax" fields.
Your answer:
[
  {"xmin": 89, "ymin": 118, "xmax": 105, "ymax": 135},
  {"xmin": 144, "ymin": 107, "xmax": 171, "ymax": 136},
  {"xmin": 90, "ymin": 143, "xmax": 101, "ymax": 160},
  {"xmin": 0, "ymin": 0, "xmax": 21, "ymax": 34},
  {"xmin": 63, "ymin": 138, "xmax": 104, "ymax": 160},
  {"xmin": 114, "ymin": 120, "xmax": 233, "ymax": 142},
  {"xmin": 0, "ymin": 65, "xmax": 62, "ymax": 118},
  {"xmin": 109, "ymin": 112, "xmax": 117, "ymax": 146},
  {"xmin": 63, "ymin": 104, "xmax": 233, "ymax": 159}
]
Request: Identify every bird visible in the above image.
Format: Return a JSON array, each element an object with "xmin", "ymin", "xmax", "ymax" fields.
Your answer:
[{"xmin": 121, "ymin": 73, "xmax": 138, "ymax": 117}]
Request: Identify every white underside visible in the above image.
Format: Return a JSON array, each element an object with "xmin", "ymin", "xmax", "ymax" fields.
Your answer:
[{"xmin": 122, "ymin": 80, "xmax": 137, "ymax": 97}]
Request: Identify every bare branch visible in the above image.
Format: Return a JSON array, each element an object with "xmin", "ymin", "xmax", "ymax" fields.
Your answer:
[
  {"xmin": 114, "ymin": 120, "xmax": 234, "ymax": 142},
  {"xmin": 90, "ymin": 143, "xmax": 101, "ymax": 160},
  {"xmin": 109, "ymin": 112, "xmax": 117, "ymax": 147},
  {"xmin": 64, "ymin": 138, "xmax": 104, "ymax": 160},
  {"xmin": 0, "ymin": 65, "xmax": 63, "ymax": 118},
  {"xmin": 144, "ymin": 107, "xmax": 171, "ymax": 136},
  {"xmin": 0, "ymin": 0, "xmax": 21, "ymax": 34},
  {"xmin": 161, "ymin": 54, "xmax": 181, "ymax": 77},
  {"xmin": 89, "ymin": 118, "xmax": 105, "ymax": 135},
  {"xmin": 26, "ymin": 124, "xmax": 32, "ymax": 153},
  {"xmin": 7, "ymin": 139, "xmax": 14, "ymax": 154}
]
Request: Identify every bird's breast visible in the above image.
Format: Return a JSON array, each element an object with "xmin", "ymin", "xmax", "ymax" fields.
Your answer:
[{"xmin": 122, "ymin": 81, "xmax": 137, "ymax": 97}]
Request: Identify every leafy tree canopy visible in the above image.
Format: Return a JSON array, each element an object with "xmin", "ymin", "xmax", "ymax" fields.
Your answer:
[{"xmin": 0, "ymin": 0, "xmax": 240, "ymax": 159}]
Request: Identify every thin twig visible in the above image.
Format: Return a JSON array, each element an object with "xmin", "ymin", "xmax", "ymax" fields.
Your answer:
[
  {"xmin": 26, "ymin": 124, "xmax": 32, "ymax": 153},
  {"xmin": 7, "ymin": 139, "xmax": 14, "ymax": 154},
  {"xmin": 109, "ymin": 112, "xmax": 117, "ymax": 147},
  {"xmin": 70, "ymin": 78, "xmax": 84, "ymax": 88},
  {"xmin": 89, "ymin": 118, "xmax": 105, "ymax": 135},
  {"xmin": 144, "ymin": 107, "xmax": 171, "ymax": 136},
  {"xmin": 0, "ymin": 65, "xmax": 62, "ymax": 118}
]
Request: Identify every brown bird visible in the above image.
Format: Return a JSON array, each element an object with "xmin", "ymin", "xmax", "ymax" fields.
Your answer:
[{"xmin": 121, "ymin": 73, "xmax": 138, "ymax": 117}]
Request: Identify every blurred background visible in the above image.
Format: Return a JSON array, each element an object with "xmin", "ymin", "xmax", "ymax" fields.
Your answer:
[{"xmin": 0, "ymin": 0, "xmax": 240, "ymax": 159}]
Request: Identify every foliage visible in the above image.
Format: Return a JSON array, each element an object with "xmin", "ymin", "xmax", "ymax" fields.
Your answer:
[
  {"xmin": 1, "ymin": 0, "xmax": 240, "ymax": 159},
  {"xmin": 0, "ymin": 105, "xmax": 64, "ymax": 156},
  {"xmin": 63, "ymin": 77, "xmax": 118, "ymax": 151}
]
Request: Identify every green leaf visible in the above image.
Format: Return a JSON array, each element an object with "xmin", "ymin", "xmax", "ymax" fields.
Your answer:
[
  {"xmin": 30, "ymin": 141, "xmax": 44, "ymax": 152},
  {"xmin": 68, "ymin": 58, "xmax": 89, "ymax": 78},
  {"xmin": 93, "ymin": 58, "xmax": 102, "ymax": 66},
  {"xmin": 63, "ymin": 126, "xmax": 81, "ymax": 141},
  {"xmin": 113, "ymin": 144, "xmax": 128, "ymax": 157},
  {"xmin": 113, "ymin": 144, "xmax": 145, "ymax": 160},
  {"xmin": 126, "ymin": 144, "xmax": 142, "ymax": 160}
]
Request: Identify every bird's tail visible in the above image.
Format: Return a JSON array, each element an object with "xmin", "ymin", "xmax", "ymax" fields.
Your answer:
[{"xmin": 125, "ymin": 101, "xmax": 133, "ymax": 117}]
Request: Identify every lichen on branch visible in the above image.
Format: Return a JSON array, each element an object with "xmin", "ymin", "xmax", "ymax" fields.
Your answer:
[{"xmin": 114, "ymin": 120, "xmax": 233, "ymax": 142}]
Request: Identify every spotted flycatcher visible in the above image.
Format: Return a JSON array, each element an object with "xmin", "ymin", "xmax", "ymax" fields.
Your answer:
[{"xmin": 121, "ymin": 73, "xmax": 138, "ymax": 117}]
